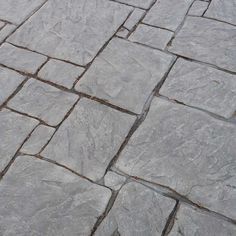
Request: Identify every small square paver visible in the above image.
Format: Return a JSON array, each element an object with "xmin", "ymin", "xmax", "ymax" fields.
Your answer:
[
  {"xmin": 42, "ymin": 98, "xmax": 135, "ymax": 181},
  {"xmin": 124, "ymin": 8, "xmax": 145, "ymax": 30},
  {"xmin": 8, "ymin": 79, "xmax": 78, "ymax": 126},
  {"xmin": 114, "ymin": 0, "xmax": 155, "ymax": 9},
  {"xmin": 76, "ymin": 37, "xmax": 174, "ymax": 114},
  {"xmin": 188, "ymin": 0, "xmax": 209, "ymax": 16}
]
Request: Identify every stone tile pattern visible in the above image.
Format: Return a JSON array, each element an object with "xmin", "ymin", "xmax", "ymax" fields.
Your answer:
[
  {"xmin": 104, "ymin": 171, "xmax": 126, "ymax": 190},
  {"xmin": 114, "ymin": 0, "xmax": 154, "ymax": 9},
  {"xmin": 188, "ymin": 0, "xmax": 209, "ymax": 16},
  {"xmin": 124, "ymin": 8, "xmax": 145, "ymax": 30}
]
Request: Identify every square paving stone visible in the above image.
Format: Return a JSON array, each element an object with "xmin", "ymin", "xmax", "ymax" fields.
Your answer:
[
  {"xmin": 116, "ymin": 98, "xmax": 236, "ymax": 219},
  {"xmin": 0, "ymin": 109, "xmax": 38, "ymax": 172},
  {"xmin": 95, "ymin": 182, "xmax": 176, "ymax": 236},
  {"xmin": 114, "ymin": 0, "xmax": 155, "ymax": 9},
  {"xmin": 8, "ymin": 79, "xmax": 78, "ymax": 126},
  {"xmin": 76, "ymin": 38, "xmax": 174, "ymax": 114},
  {"xmin": 0, "ymin": 155, "xmax": 111, "ymax": 236},
  {"xmin": 160, "ymin": 58, "xmax": 236, "ymax": 118},
  {"xmin": 42, "ymin": 98, "xmax": 135, "ymax": 181},
  {"xmin": 8, "ymin": 0, "xmax": 132, "ymax": 66},
  {"xmin": 188, "ymin": 0, "xmax": 209, "ymax": 16},
  {"xmin": 168, "ymin": 16, "xmax": 236, "ymax": 72}
]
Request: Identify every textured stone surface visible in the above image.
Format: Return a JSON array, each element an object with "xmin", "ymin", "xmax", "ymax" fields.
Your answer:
[
  {"xmin": 8, "ymin": 79, "xmax": 78, "ymax": 126},
  {"xmin": 0, "ymin": 66, "xmax": 25, "ymax": 106},
  {"xmin": 188, "ymin": 0, "xmax": 209, "ymax": 16},
  {"xmin": 116, "ymin": 98, "xmax": 236, "ymax": 219},
  {"xmin": 38, "ymin": 59, "xmax": 84, "ymax": 89},
  {"xmin": 129, "ymin": 24, "xmax": 173, "ymax": 50},
  {"xmin": 0, "ymin": 43, "xmax": 47, "ymax": 74},
  {"xmin": 0, "ymin": 21, "xmax": 5, "ymax": 29},
  {"xmin": 0, "ymin": 155, "xmax": 111, "ymax": 236},
  {"xmin": 42, "ymin": 98, "xmax": 135, "ymax": 181},
  {"xmin": 0, "ymin": 109, "xmax": 38, "ymax": 172},
  {"xmin": 160, "ymin": 58, "xmax": 236, "ymax": 118},
  {"xmin": 21, "ymin": 125, "xmax": 55, "ymax": 155},
  {"xmin": 124, "ymin": 8, "xmax": 145, "ymax": 30},
  {"xmin": 95, "ymin": 182, "xmax": 176, "ymax": 236},
  {"xmin": 104, "ymin": 171, "xmax": 126, "ymax": 190},
  {"xmin": 143, "ymin": 0, "xmax": 194, "ymax": 31},
  {"xmin": 114, "ymin": 0, "xmax": 154, "ymax": 9},
  {"xmin": 116, "ymin": 27, "xmax": 129, "ymax": 38},
  {"xmin": 0, "ymin": 24, "xmax": 16, "ymax": 43},
  {"xmin": 76, "ymin": 38, "xmax": 174, "ymax": 113},
  {"xmin": 8, "ymin": 0, "xmax": 132, "ymax": 65},
  {"xmin": 169, "ymin": 205, "xmax": 236, "ymax": 236},
  {"xmin": 168, "ymin": 16, "xmax": 236, "ymax": 72}
]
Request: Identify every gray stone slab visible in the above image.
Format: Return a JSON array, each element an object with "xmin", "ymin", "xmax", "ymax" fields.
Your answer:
[
  {"xmin": 95, "ymin": 182, "xmax": 176, "ymax": 236},
  {"xmin": 0, "ymin": 43, "xmax": 47, "ymax": 74},
  {"xmin": 104, "ymin": 171, "xmax": 126, "ymax": 190},
  {"xmin": 76, "ymin": 38, "xmax": 174, "ymax": 114},
  {"xmin": 160, "ymin": 58, "xmax": 236, "ymax": 118},
  {"xmin": 0, "ymin": 24, "xmax": 16, "ymax": 43},
  {"xmin": 42, "ymin": 98, "xmax": 135, "ymax": 181},
  {"xmin": 114, "ymin": 0, "xmax": 154, "ymax": 9},
  {"xmin": 0, "ymin": 21, "xmax": 5, "ymax": 29},
  {"xmin": 8, "ymin": 0, "xmax": 132, "ymax": 66},
  {"xmin": 0, "ymin": 109, "xmax": 38, "ymax": 172},
  {"xmin": 129, "ymin": 24, "xmax": 173, "ymax": 50},
  {"xmin": 116, "ymin": 27, "xmax": 129, "ymax": 38},
  {"xmin": 38, "ymin": 59, "xmax": 84, "ymax": 89},
  {"xmin": 169, "ymin": 205, "xmax": 236, "ymax": 236},
  {"xmin": 168, "ymin": 16, "xmax": 236, "ymax": 72},
  {"xmin": 143, "ymin": 0, "xmax": 194, "ymax": 31},
  {"xmin": 188, "ymin": 0, "xmax": 209, "ymax": 16},
  {"xmin": 0, "ymin": 66, "xmax": 25, "ymax": 106},
  {"xmin": 116, "ymin": 98, "xmax": 236, "ymax": 219},
  {"xmin": 8, "ymin": 79, "xmax": 78, "ymax": 126},
  {"xmin": 205, "ymin": 0, "xmax": 236, "ymax": 25},
  {"xmin": 124, "ymin": 8, "xmax": 145, "ymax": 30},
  {"xmin": 0, "ymin": 155, "xmax": 111, "ymax": 236}
]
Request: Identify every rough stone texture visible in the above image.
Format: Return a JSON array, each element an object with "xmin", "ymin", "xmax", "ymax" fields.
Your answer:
[
  {"xmin": 169, "ymin": 205, "xmax": 236, "ymax": 236},
  {"xmin": 188, "ymin": 0, "xmax": 209, "ymax": 16},
  {"xmin": 0, "ymin": 66, "xmax": 25, "ymax": 106},
  {"xmin": 129, "ymin": 24, "xmax": 173, "ymax": 50},
  {"xmin": 8, "ymin": 0, "xmax": 132, "ymax": 66},
  {"xmin": 95, "ymin": 182, "xmax": 176, "ymax": 236},
  {"xmin": 143, "ymin": 0, "xmax": 194, "ymax": 31},
  {"xmin": 124, "ymin": 8, "xmax": 145, "ymax": 30},
  {"xmin": 205, "ymin": 0, "xmax": 236, "ymax": 25},
  {"xmin": 0, "ymin": 155, "xmax": 111, "ymax": 236},
  {"xmin": 38, "ymin": 59, "xmax": 84, "ymax": 89},
  {"xmin": 0, "ymin": 21, "xmax": 5, "ymax": 29},
  {"xmin": 114, "ymin": 0, "xmax": 154, "ymax": 9},
  {"xmin": 0, "ymin": 109, "xmax": 38, "ymax": 172},
  {"xmin": 168, "ymin": 16, "xmax": 236, "ymax": 72},
  {"xmin": 0, "ymin": 43, "xmax": 47, "ymax": 74},
  {"xmin": 0, "ymin": 24, "xmax": 16, "ymax": 43},
  {"xmin": 8, "ymin": 79, "xmax": 78, "ymax": 126},
  {"xmin": 104, "ymin": 171, "xmax": 126, "ymax": 190},
  {"xmin": 21, "ymin": 125, "xmax": 55, "ymax": 155},
  {"xmin": 42, "ymin": 98, "xmax": 135, "ymax": 181},
  {"xmin": 116, "ymin": 27, "xmax": 129, "ymax": 38},
  {"xmin": 76, "ymin": 38, "xmax": 174, "ymax": 114},
  {"xmin": 160, "ymin": 58, "xmax": 236, "ymax": 118},
  {"xmin": 116, "ymin": 98, "xmax": 236, "ymax": 219}
]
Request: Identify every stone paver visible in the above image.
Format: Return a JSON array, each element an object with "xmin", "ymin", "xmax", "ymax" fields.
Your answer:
[
  {"xmin": 114, "ymin": 0, "xmax": 154, "ymax": 9},
  {"xmin": 0, "ymin": 24, "xmax": 16, "ymax": 43},
  {"xmin": 104, "ymin": 171, "xmax": 126, "ymax": 190},
  {"xmin": 124, "ymin": 8, "xmax": 145, "ymax": 30},
  {"xmin": 0, "ymin": 21, "xmax": 5, "ymax": 29},
  {"xmin": 188, "ymin": 0, "xmax": 209, "ymax": 16},
  {"xmin": 116, "ymin": 27, "xmax": 129, "ymax": 38},
  {"xmin": 0, "ymin": 155, "xmax": 111, "ymax": 236}
]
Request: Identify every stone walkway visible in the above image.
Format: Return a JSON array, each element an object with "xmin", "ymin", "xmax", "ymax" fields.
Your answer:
[{"xmin": 0, "ymin": 0, "xmax": 236, "ymax": 235}]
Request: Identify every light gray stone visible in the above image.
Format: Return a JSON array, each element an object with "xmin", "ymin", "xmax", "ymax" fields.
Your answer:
[
  {"xmin": 0, "ymin": 24, "xmax": 16, "ymax": 43},
  {"xmin": 95, "ymin": 182, "xmax": 176, "ymax": 236},
  {"xmin": 0, "ymin": 155, "xmax": 111, "ymax": 236},
  {"xmin": 116, "ymin": 27, "xmax": 129, "ymax": 38},
  {"xmin": 160, "ymin": 58, "xmax": 236, "ymax": 118},
  {"xmin": 8, "ymin": 79, "xmax": 78, "ymax": 126},
  {"xmin": 124, "ymin": 8, "xmax": 145, "ymax": 30},
  {"xmin": 168, "ymin": 16, "xmax": 236, "ymax": 72},
  {"xmin": 8, "ymin": 0, "xmax": 132, "ymax": 66},
  {"xmin": 0, "ymin": 43, "xmax": 47, "ymax": 74},
  {"xmin": 76, "ymin": 38, "xmax": 174, "ymax": 114},
  {"xmin": 21, "ymin": 125, "xmax": 55, "ymax": 155},
  {"xmin": 188, "ymin": 0, "xmax": 209, "ymax": 16},
  {"xmin": 129, "ymin": 24, "xmax": 173, "ymax": 50},
  {"xmin": 116, "ymin": 98, "xmax": 236, "ymax": 219},
  {"xmin": 143, "ymin": 0, "xmax": 194, "ymax": 31},
  {"xmin": 0, "ymin": 109, "xmax": 38, "ymax": 172},
  {"xmin": 114, "ymin": 0, "xmax": 154, "ymax": 9},
  {"xmin": 169, "ymin": 204, "xmax": 236, "ymax": 236},
  {"xmin": 42, "ymin": 98, "xmax": 135, "ymax": 181},
  {"xmin": 38, "ymin": 59, "xmax": 84, "ymax": 89},
  {"xmin": 205, "ymin": 0, "xmax": 236, "ymax": 25},
  {"xmin": 0, "ymin": 66, "xmax": 25, "ymax": 106},
  {"xmin": 104, "ymin": 171, "xmax": 126, "ymax": 190},
  {"xmin": 0, "ymin": 21, "xmax": 5, "ymax": 29}
]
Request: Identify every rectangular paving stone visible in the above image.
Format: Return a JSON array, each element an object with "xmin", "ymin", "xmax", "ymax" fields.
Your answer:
[
  {"xmin": 129, "ymin": 24, "xmax": 173, "ymax": 50},
  {"xmin": 0, "ymin": 109, "xmax": 38, "ymax": 172},
  {"xmin": 0, "ymin": 155, "xmax": 111, "ymax": 236},
  {"xmin": 8, "ymin": 79, "xmax": 78, "ymax": 126},
  {"xmin": 160, "ymin": 58, "xmax": 236, "ymax": 118},
  {"xmin": 76, "ymin": 37, "xmax": 174, "ymax": 114},
  {"xmin": 124, "ymin": 8, "xmax": 145, "ymax": 30},
  {"xmin": 0, "ymin": 43, "xmax": 47, "ymax": 74},
  {"xmin": 116, "ymin": 98, "xmax": 236, "ymax": 219},
  {"xmin": 114, "ymin": 0, "xmax": 155, "ymax": 9},
  {"xmin": 143, "ymin": 0, "xmax": 194, "ymax": 31},
  {"xmin": 8, "ymin": 0, "xmax": 132, "ymax": 66},
  {"xmin": 38, "ymin": 59, "xmax": 85, "ymax": 89},
  {"xmin": 0, "ymin": 24, "xmax": 16, "ymax": 43},
  {"xmin": 188, "ymin": 0, "xmax": 209, "ymax": 16},
  {"xmin": 95, "ymin": 182, "xmax": 176, "ymax": 236},
  {"xmin": 168, "ymin": 16, "xmax": 236, "ymax": 72},
  {"xmin": 42, "ymin": 98, "xmax": 135, "ymax": 181}
]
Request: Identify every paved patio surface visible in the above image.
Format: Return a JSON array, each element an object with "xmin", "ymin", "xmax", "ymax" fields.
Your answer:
[{"xmin": 0, "ymin": 0, "xmax": 236, "ymax": 235}]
